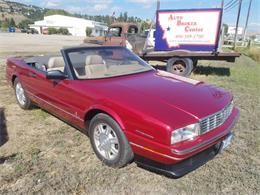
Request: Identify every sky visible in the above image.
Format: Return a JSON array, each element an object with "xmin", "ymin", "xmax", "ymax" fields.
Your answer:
[{"xmin": 14, "ymin": 0, "xmax": 260, "ymax": 32}]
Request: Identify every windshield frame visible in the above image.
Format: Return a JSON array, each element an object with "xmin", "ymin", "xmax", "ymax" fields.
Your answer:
[{"xmin": 62, "ymin": 46, "xmax": 154, "ymax": 80}]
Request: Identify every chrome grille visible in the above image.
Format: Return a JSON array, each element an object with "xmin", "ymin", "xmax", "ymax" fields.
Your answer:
[{"xmin": 200, "ymin": 103, "xmax": 233, "ymax": 134}]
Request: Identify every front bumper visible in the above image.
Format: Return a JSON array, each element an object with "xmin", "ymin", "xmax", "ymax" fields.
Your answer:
[
  {"xmin": 135, "ymin": 133, "xmax": 233, "ymax": 178},
  {"xmin": 130, "ymin": 107, "xmax": 239, "ymax": 165}
]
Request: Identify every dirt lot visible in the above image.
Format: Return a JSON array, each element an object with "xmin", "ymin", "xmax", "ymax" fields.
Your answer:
[{"xmin": 0, "ymin": 33, "xmax": 259, "ymax": 194}]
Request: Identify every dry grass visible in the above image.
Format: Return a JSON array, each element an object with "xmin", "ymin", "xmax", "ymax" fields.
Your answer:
[
  {"xmin": 236, "ymin": 46, "xmax": 260, "ymax": 63},
  {"xmin": 0, "ymin": 34, "xmax": 259, "ymax": 194}
]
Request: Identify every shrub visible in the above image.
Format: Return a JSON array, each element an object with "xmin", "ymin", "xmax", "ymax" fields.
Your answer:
[
  {"xmin": 47, "ymin": 28, "xmax": 57, "ymax": 34},
  {"xmin": 18, "ymin": 19, "xmax": 33, "ymax": 29},
  {"xmin": 58, "ymin": 27, "xmax": 69, "ymax": 35},
  {"xmin": 47, "ymin": 27, "xmax": 69, "ymax": 35},
  {"xmin": 85, "ymin": 27, "xmax": 92, "ymax": 36}
]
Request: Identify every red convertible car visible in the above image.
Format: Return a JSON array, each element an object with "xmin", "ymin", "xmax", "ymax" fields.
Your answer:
[{"xmin": 6, "ymin": 46, "xmax": 239, "ymax": 178}]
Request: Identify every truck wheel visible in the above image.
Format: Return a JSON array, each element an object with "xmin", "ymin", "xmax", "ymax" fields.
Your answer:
[
  {"xmin": 166, "ymin": 58, "xmax": 193, "ymax": 77},
  {"xmin": 14, "ymin": 78, "xmax": 32, "ymax": 109},
  {"xmin": 89, "ymin": 113, "xmax": 134, "ymax": 168}
]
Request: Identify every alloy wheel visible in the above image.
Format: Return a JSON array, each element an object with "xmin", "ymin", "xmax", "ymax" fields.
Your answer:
[{"xmin": 93, "ymin": 123, "xmax": 120, "ymax": 160}]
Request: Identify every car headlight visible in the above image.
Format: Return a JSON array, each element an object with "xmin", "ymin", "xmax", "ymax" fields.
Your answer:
[{"xmin": 171, "ymin": 123, "xmax": 200, "ymax": 144}]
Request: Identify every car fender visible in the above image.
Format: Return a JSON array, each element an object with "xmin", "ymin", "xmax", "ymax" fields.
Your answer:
[{"xmin": 85, "ymin": 105, "xmax": 126, "ymax": 131}]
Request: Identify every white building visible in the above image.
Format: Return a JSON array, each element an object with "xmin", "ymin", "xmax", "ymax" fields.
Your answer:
[
  {"xmin": 227, "ymin": 26, "xmax": 243, "ymax": 35},
  {"xmin": 30, "ymin": 15, "xmax": 108, "ymax": 36}
]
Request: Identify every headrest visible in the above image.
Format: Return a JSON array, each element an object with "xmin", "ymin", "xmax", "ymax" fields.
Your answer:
[
  {"xmin": 48, "ymin": 57, "xmax": 64, "ymax": 69},
  {"xmin": 85, "ymin": 55, "xmax": 103, "ymax": 66}
]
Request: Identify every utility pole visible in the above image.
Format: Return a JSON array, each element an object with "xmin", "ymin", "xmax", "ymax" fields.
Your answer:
[
  {"xmin": 157, "ymin": 0, "xmax": 160, "ymax": 10},
  {"xmin": 233, "ymin": 0, "xmax": 242, "ymax": 49},
  {"xmin": 221, "ymin": 0, "xmax": 224, "ymax": 8},
  {"xmin": 242, "ymin": 0, "xmax": 252, "ymax": 42},
  {"xmin": 218, "ymin": 0, "xmax": 224, "ymax": 50}
]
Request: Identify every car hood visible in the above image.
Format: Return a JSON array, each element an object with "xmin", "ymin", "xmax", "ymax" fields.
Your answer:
[{"xmin": 78, "ymin": 70, "xmax": 232, "ymax": 126}]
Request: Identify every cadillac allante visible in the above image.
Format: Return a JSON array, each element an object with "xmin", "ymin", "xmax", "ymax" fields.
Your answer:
[{"xmin": 6, "ymin": 46, "xmax": 239, "ymax": 178}]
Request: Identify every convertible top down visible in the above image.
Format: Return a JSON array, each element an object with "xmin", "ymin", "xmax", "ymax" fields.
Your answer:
[{"xmin": 6, "ymin": 46, "xmax": 239, "ymax": 178}]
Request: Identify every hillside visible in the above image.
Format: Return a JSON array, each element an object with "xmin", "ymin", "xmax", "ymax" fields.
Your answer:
[
  {"xmin": 0, "ymin": 0, "xmax": 48, "ymax": 28},
  {"xmin": 0, "ymin": 0, "xmax": 47, "ymax": 21},
  {"xmin": 0, "ymin": 0, "xmax": 146, "ymax": 30}
]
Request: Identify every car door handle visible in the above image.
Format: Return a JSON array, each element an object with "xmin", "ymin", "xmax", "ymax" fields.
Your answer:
[{"xmin": 28, "ymin": 72, "xmax": 37, "ymax": 78}]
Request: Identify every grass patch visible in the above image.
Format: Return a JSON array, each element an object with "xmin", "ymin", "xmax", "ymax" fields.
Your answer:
[
  {"xmin": 32, "ymin": 109, "xmax": 50, "ymax": 119},
  {"xmin": 230, "ymin": 64, "xmax": 260, "ymax": 88},
  {"xmin": 236, "ymin": 46, "xmax": 260, "ymax": 63},
  {"xmin": 13, "ymin": 153, "xmax": 32, "ymax": 176}
]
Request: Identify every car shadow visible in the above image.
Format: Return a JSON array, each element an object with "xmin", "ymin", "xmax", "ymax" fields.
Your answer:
[
  {"xmin": 0, "ymin": 107, "xmax": 14, "ymax": 165},
  {"xmin": 0, "ymin": 107, "xmax": 8, "ymax": 147},
  {"xmin": 0, "ymin": 154, "xmax": 17, "ymax": 164}
]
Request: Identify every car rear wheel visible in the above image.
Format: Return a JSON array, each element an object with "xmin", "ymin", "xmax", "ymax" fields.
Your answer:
[
  {"xmin": 89, "ymin": 113, "xmax": 134, "ymax": 168},
  {"xmin": 14, "ymin": 78, "xmax": 32, "ymax": 109}
]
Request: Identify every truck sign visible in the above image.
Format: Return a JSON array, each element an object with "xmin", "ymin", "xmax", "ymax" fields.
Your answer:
[{"xmin": 155, "ymin": 8, "xmax": 222, "ymax": 51}]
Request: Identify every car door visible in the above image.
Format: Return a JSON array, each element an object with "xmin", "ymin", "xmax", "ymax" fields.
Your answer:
[
  {"xmin": 22, "ymin": 61, "xmax": 52, "ymax": 108},
  {"xmin": 25, "ymin": 55, "xmax": 88, "ymax": 129}
]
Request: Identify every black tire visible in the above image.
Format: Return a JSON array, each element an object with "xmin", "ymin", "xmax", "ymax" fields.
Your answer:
[
  {"xmin": 166, "ymin": 57, "xmax": 193, "ymax": 77},
  {"xmin": 89, "ymin": 113, "xmax": 134, "ymax": 168},
  {"xmin": 14, "ymin": 78, "xmax": 32, "ymax": 110}
]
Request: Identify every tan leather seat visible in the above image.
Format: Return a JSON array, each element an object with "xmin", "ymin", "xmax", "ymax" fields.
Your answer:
[
  {"xmin": 85, "ymin": 55, "xmax": 107, "ymax": 78},
  {"xmin": 48, "ymin": 57, "xmax": 65, "ymax": 72}
]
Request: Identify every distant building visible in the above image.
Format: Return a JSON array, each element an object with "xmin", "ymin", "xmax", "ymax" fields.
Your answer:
[
  {"xmin": 227, "ymin": 26, "xmax": 243, "ymax": 35},
  {"xmin": 29, "ymin": 14, "xmax": 108, "ymax": 36}
]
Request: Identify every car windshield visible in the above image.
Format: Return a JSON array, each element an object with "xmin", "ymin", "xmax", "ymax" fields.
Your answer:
[{"xmin": 67, "ymin": 47, "xmax": 153, "ymax": 79}]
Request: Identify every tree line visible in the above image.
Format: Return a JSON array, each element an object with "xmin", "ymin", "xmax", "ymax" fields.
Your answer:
[{"xmin": 0, "ymin": 5, "xmax": 152, "ymax": 33}]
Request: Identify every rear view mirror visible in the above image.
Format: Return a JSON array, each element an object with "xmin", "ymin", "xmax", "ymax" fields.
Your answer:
[{"xmin": 46, "ymin": 70, "xmax": 67, "ymax": 80}]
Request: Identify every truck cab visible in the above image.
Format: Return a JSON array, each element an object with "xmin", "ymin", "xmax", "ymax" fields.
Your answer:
[
  {"xmin": 103, "ymin": 23, "xmax": 147, "ymax": 54},
  {"xmin": 104, "ymin": 22, "xmax": 138, "ymax": 45}
]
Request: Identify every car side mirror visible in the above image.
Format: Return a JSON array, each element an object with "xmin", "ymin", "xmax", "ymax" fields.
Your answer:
[{"xmin": 46, "ymin": 70, "xmax": 67, "ymax": 80}]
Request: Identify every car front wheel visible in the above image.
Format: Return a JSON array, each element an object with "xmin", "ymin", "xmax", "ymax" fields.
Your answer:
[{"xmin": 89, "ymin": 113, "xmax": 134, "ymax": 168}]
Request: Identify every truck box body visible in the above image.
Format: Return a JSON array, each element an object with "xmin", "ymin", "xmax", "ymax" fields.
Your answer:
[{"xmin": 155, "ymin": 9, "xmax": 222, "ymax": 52}]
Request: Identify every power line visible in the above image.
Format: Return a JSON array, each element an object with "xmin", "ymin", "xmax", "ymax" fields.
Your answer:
[
  {"xmin": 225, "ymin": 3, "xmax": 239, "ymax": 13},
  {"xmin": 224, "ymin": 0, "xmax": 239, "ymax": 11},
  {"xmin": 224, "ymin": 0, "xmax": 239, "ymax": 10},
  {"xmin": 224, "ymin": 0, "xmax": 236, "ymax": 8},
  {"xmin": 225, "ymin": 1, "xmax": 239, "ymax": 12}
]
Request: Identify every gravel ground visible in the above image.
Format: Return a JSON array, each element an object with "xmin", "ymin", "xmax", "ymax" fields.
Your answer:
[{"xmin": 0, "ymin": 33, "xmax": 259, "ymax": 195}]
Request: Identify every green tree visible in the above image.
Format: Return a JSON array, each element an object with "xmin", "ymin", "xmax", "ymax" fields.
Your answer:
[
  {"xmin": 10, "ymin": 6, "xmax": 14, "ymax": 13},
  {"xmin": 9, "ymin": 18, "xmax": 16, "ymax": 27},
  {"xmin": 85, "ymin": 27, "xmax": 92, "ymax": 36},
  {"xmin": 58, "ymin": 27, "xmax": 69, "ymax": 35},
  {"xmin": 140, "ymin": 21, "xmax": 150, "ymax": 33},
  {"xmin": 48, "ymin": 27, "xmax": 57, "ymax": 34},
  {"xmin": 18, "ymin": 19, "xmax": 33, "ymax": 29},
  {"xmin": 123, "ymin": 12, "xmax": 128, "ymax": 22},
  {"xmin": 118, "ymin": 12, "xmax": 123, "ymax": 22},
  {"xmin": 45, "ymin": 9, "xmax": 71, "ymax": 16},
  {"xmin": 1, "ymin": 19, "xmax": 9, "ymax": 28}
]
